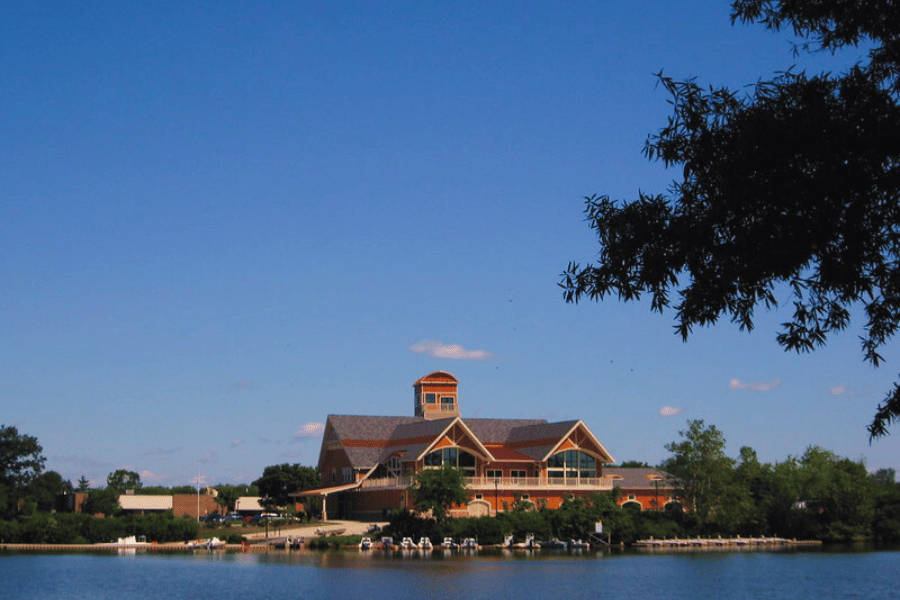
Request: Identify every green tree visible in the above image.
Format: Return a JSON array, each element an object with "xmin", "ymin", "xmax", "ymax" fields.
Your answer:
[
  {"xmin": 81, "ymin": 487, "xmax": 120, "ymax": 517},
  {"xmin": 409, "ymin": 464, "xmax": 468, "ymax": 522},
  {"xmin": 29, "ymin": 471, "xmax": 72, "ymax": 513},
  {"xmin": 560, "ymin": 0, "xmax": 900, "ymax": 437},
  {"xmin": 76, "ymin": 476, "xmax": 91, "ymax": 493},
  {"xmin": 662, "ymin": 420, "xmax": 735, "ymax": 531},
  {"xmin": 0, "ymin": 425, "xmax": 46, "ymax": 517},
  {"xmin": 106, "ymin": 470, "xmax": 141, "ymax": 494},
  {"xmin": 253, "ymin": 464, "xmax": 319, "ymax": 509}
]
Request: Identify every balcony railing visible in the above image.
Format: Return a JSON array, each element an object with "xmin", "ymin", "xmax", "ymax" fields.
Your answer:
[{"xmin": 358, "ymin": 475, "xmax": 613, "ymax": 491}]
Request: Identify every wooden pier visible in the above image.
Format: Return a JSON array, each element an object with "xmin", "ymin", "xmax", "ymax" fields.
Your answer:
[{"xmin": 634, "ymin": 536, "xmax": 821, "ymax": 550}]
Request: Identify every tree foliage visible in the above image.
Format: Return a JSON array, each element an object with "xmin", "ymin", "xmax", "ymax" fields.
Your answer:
[
  {"xmin": 409, "ymin": 465, "xmax": 469, "ymax": 522},
  {"xmin": 662, "ymin": 420, "xmax": 735, "ymax": 530},
  {"xmin": 106, "ymin": 469, "xmax": 141, "ymax": 494},
  {"xmin": 253, "ymin": 464, "xmax": 319, "ymax": 508},
  {"xmin": 560, "ymin": 0, "xmax": 900, "ymax": 437},
  {"xmin": 0, "ymin": 425, "xmax": 46, "ymax": 518}
]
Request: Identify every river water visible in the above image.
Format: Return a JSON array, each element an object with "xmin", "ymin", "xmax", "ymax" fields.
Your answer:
[{"xmin": 2, "ymin": 546, "xmax": 899, "ymax": 599}]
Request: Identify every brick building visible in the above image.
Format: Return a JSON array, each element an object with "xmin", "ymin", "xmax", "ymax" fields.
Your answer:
[{"xmin": 297, "ymin": 371, "xmax": 676, "ymax": 520}]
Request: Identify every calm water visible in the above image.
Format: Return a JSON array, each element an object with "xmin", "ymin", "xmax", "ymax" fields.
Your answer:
[{"xmin": 2, "ymin": 547, "xmax": 899, "ymax": 600}]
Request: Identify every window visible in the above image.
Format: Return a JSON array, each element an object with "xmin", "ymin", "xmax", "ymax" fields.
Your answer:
[
  {"xmin": 547, "ymin": 450, "xmax": 596, "ymax": 481},
  {"xmin": 423, "ymin": 447, "xmax": 476, "ymax": 476},
  {"xmin": 474, "ymin": 494, "xmax": 483, "ymax": 500},
  {"xmin": 486, "ymin": 469, "xmax": 502, "ymax": 479},
  {"xmin": 628, "ymin": 494, "xmax": 636, "ymax": 500},
  {"xmin": 342, "ymin": 467, "xmax": 352, "ymax": 483},
  {"xmin": 425, "ymin": 393, "xmax": 436, "ymax": 404},
  {"xmin": 441, "ymin": 396, "xmax": 454, "ymax": 404},
  {"xmin": 511, "ymin": 470, "xmax": 526, "ymax": 480}
]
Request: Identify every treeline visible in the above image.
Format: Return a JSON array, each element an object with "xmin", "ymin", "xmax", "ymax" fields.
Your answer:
[
  {"xmin": 0, "ymin": 511, "xmax": 200, "ymax": 544},
  {"xmin": 658, "ymin": 420, "xmax": 900, "ymax": 543}
]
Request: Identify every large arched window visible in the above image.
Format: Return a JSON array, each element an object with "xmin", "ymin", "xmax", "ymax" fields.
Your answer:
[
  {"xmin": 547, "ymin": 450, "xmax": 596, "ymax": 481},
  {"xmin": 423, "ymin": 447, "xmax": 476, "ymax": 476}
]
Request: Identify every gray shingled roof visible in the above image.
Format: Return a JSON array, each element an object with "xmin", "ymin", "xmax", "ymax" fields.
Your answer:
[
  {"xmin": 604, "ymin": 467, "xmax": 673, "ymax": 489},
  {"xmin": 325, "ymin": 414, "xmax": 605, "ymax": 470}
]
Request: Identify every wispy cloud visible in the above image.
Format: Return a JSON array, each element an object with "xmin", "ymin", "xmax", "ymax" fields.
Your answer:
[
  {"xmin": 294, "ymin": 422, "xmax": 325, "ymax": 439},
  {"xmin": 410, "ymin": 340, "xmax": 494, "ymax": 360},
  {"xmin": 230, "ymin": 439, "xmax": 244, "ymax": 448},
  {"xmin": 140, "ymin": 470, "xmax": 165, "ymax": 483},
  {"xmin": 830, "ymin": 385, "xmax": 860, "ymax": 396},
  {"xmin": 729, "ymin": 378, "xmax": 782, "ymax": 392},
  {"xmin": 230, "ymin": 380, "xmax": 255, "ymax": 390},
  {"xmin": 199, "ymin": 451, "xmax": 217, "ymax": 465},
  {"xmin": 659, "ymin": 405, "xmax": 683, "ymax": 417},
  {"xmin": 146, "ymin": 447, "xmax": 182, "ymax": 456}
]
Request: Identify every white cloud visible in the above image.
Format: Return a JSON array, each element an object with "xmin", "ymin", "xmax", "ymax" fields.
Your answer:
[
  {"xmin": 294, "ymin": 422, "xmax": 325, "ymax": 439},
  {"xmin": 139, "ymin": 470, "xmax": 164, "ymax": 483},
  {"xmin": 830, "ymin": 386, "xmax": 850, "ymax": 396},
  {"xmin": 199, "ymin": 451, "xmax": 217, "ymax": 465},
  {"xmin": 230, "ymin": 438, "xmax": 244, "ymax": 448},
  {"xmin": 729, "ymin": 378, "xmax": 782, "ymax": 392},
  {"xmin": 659, "ymin": 405, "xmax": 683, "ymax": 417},
  {"xmin": 409, "ymin": 340, "xmax": 494, "ymax": 360}
]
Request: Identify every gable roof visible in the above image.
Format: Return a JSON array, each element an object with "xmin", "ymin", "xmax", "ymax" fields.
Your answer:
[{"xmin": 322, "ymin": 413, "xmax": 614, "ymax": 471}]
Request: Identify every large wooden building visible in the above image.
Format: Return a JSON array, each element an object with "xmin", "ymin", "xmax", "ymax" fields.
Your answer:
[{"xmin": 300, "ymin": 371, "xmax": 675, "ymax": 520}]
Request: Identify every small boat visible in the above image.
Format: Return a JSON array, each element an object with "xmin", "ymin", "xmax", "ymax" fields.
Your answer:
[
  {"xmin": 400, "ymin": 537, "xmax": 416, "ymax": 550},
  {"xmin": 380, "ymin": 537, "xmax": 394, "ymax": 550},
  {"xmin": 441, "ymin": 537, "xmax": 458, "ymax": 549},
  {"xmin": 568, "ymin": 539, "xmax": 590, "ymax": 549},
  {"xmin": 359, "ymin": 537, "xmax": 373, "ymax": 550},
  {"xmin": 502, "ymin": 534, "xmax": 514, "ymax": 548},
  {"xmin": 461, "ymin": 538, "xmax": 479, "ymax": 550},
  {"xmin": 540, "ymin": 538, "xmax": 567, "ymax": 550},
  {"xmin": 512, "ymin": 533, "xmax": 539, "ymax": 549},
  {"xmin": 205, "ymin": 537, "xmax": 226, "ymax": 550},
  {"xmin": 417, "ymin": 537, "xmax": 433, "ymax": 550}
]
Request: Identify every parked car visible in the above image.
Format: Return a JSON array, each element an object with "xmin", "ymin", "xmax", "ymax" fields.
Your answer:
[{"xmin": 201, "ymin": 513, "xmax": 225, "ymax": 523}]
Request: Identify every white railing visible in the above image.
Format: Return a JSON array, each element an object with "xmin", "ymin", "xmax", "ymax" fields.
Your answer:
[{"xmin": 358, "ymin": 475, "xmax": 613, "ymax": 491}]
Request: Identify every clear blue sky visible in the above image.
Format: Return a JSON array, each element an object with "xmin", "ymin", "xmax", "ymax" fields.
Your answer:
[{"xmin": 3, "ymin": 1, "xmax": 897, "ymax": 488}]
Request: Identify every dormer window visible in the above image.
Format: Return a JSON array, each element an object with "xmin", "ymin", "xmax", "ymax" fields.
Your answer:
[{"xmin": 425, "ymin": 393, "xmax": 436, "ymax": 404}]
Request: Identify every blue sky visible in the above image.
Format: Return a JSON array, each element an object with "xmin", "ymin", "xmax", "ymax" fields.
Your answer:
[{"xmin": 3, "ymin": 1, "xmax": 897, "ymax": 488}]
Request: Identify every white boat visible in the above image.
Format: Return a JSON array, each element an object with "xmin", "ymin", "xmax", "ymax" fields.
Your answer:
[
  {"xmin": 400, "ymin": 537, "xmax": 416, "ymax": 549},
  {"xmin": 380, "ymin": 537, "xmax": 394, "ymax": 550},
  {"xmin": 512, "ymin": 533, "xmax": 539, "ymax": 549},
  {"xmin": 568, "ymin": 539, "xmax": 590, "ymax": 549},
  {"xmin": 204, "ymin": 537, "xmax": 226, "ymax": 550},
  {"xmin": 417, "ymin": 537, "xmax": 433, "ymax": 550},
  {"xmin": 359, "ymin": 537, "xmax": 373, "ymax": 550},
  {"xmin": 441, "ymin": 537, "xmax": 458, "ymax": 549},
  {"xmin": 461, "ymin": 538, "xmax": 479, "ymax": 549}
]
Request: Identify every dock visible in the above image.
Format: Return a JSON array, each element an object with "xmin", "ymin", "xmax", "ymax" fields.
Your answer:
[{"xmin": 633, "ymin": 536, "xmax": 822, "ymax": 550}]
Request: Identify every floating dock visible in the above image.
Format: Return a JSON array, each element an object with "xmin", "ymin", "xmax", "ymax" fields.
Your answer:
[{"xmin": 634, "ymin": 536, "xmax": 821, "ymax": 549}]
